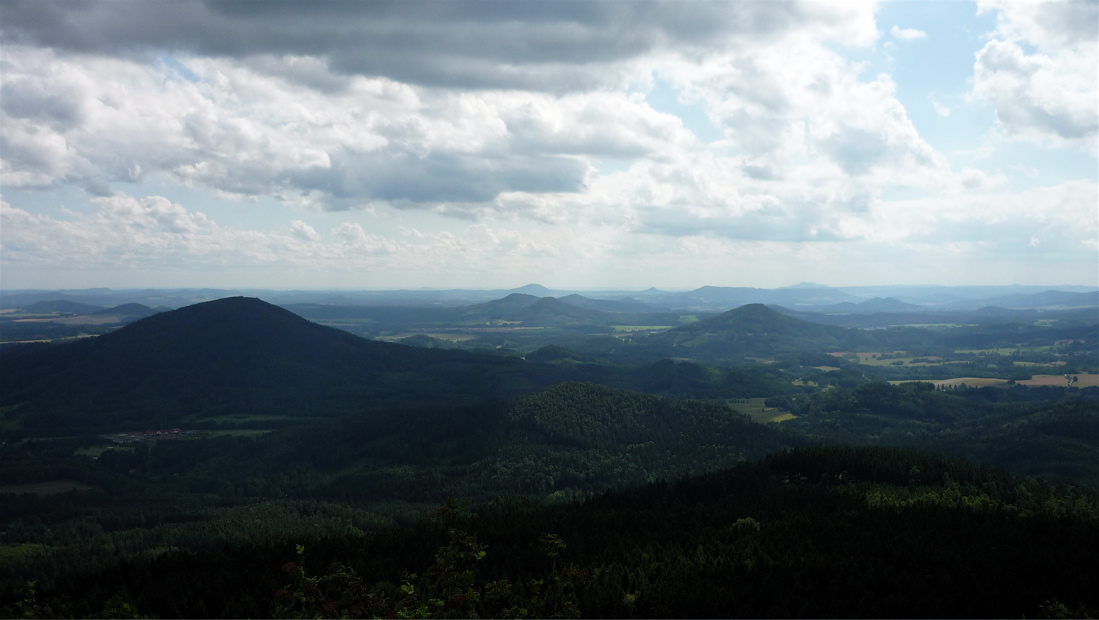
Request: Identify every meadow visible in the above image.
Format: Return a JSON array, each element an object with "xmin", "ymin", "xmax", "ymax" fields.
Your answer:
[{"xmin": 732, "ymin": 398, "xmax": 798, "ymax": 423}]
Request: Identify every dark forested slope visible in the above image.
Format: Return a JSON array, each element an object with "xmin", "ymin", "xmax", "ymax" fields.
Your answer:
[
  {"xmin": 0, "ymin": 297, "xmax": 561, "ymax": 432},
  {"xmin": 10, "ymin": 446, "xmax": 1096, "ymax": 619}
]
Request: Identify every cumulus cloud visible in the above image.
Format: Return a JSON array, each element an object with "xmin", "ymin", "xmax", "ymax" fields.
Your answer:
[
  {"xmin": 0, "ymin": 48, "xmax": 611, "ymax": 208},
  {"xmin": 661, "ymin": 25, "xmax": 948, "ymax": 188},
  {"xmin": 290, "ymin": 220, "xmax": 320, "ymax": 242},
  {"xmin": 0, "ymin": 0, "xmax": 899, "ymax": 225},
  {"xmin": 973, "ymin": 0, "xmax": 1098, "ymax": 150},
  {"xmin": 1, "ymin": 0, "xmax": 1094, "ymax": 289},
  {"xmin": 869, "ymin": 180, "xmax": 1098, "ymax": 249}
]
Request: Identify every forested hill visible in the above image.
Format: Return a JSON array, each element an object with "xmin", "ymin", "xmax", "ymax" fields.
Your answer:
[
  {"xmin": 11, "ymin": 445, "xmax": 1096, "ymax": 619},
  {"xmin": 454, "ymin": 293, "xmax": 619, "ymax": 326},
  {"xmin": 0, "ymin": 297, "xmax": 565, "ymax": 432},
  {"xmin": 642, "ymin": 303, "xmax": 931, "ymax": 361}
]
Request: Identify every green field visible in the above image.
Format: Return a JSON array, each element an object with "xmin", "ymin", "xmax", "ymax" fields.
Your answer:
[
  {"xmin": 848, "ymin": 352, "xmax": 948, "ymax": 367},
  {"xmin": 730, "ymin": 398, "xmax": 797, "ymax": 423},
  {"xmin": 956, "ymin": 346, "xmax": 1053, "ymax": 354},
  {"xmin": 611, "ymin": 325, "xmax": 675, "ymax": 332},
  {"xmin": 423, "ymin": 332, "xmax": 479, "ymax": 341},
  {"xmin": 1019, "ymin": 373, "xmax": 1099, "ymax": 388}
]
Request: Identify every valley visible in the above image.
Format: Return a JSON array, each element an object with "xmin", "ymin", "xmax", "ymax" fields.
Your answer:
[{"xmin": 0, "ymin": 286, "xmax": 1096, "ymax": 618}]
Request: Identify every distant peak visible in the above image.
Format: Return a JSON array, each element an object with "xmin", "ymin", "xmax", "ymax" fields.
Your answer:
[
  {"xmin": 728, "ymin": 303, "xmax": 774, "ymax": 313},
  {"xmin": 169, "ymin": 296, "xmax": 293, "ymax": 317},
  {"xmin": 783, "ymin": 282, "xmax": 831, "ymax": 289},
  {"xmin": 510, "ymin": 283, "xmax": 553, "ymax": 295}
]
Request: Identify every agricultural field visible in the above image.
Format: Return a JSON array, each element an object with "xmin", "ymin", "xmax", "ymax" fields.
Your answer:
[
  {"xmin": 731, "ymin": 398, "xmax": 797, "ymax": 423},
  {"xmin": 1018, "ymin": 373, "xmax": 1099, "ymax": 388},
  {"xmin": 956, "ymin": 346, "xmax": 1053, "ymax": 354},
  {"xmin": 835, "ymin": 351, "xmax": 950, "ymax": 367},
  {"xmin": 375, "ymin": 332, "xmax": 481, "ymax": 343},
  {"xmin": 888, "ymin": 375, "xmax": 1098, "ymax": 390}
]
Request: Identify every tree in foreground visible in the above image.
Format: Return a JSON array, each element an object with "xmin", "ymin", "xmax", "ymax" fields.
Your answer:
[{"xmin": 273, "ymin": 497, "xmax": 585, "ymax": 619}]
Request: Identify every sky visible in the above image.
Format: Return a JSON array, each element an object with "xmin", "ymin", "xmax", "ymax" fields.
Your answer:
[{"xmin": 1, "ymin": 0, "xmax": 1097, "ymax": 291}]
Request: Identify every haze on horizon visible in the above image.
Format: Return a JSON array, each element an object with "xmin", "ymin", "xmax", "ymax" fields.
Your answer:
[{"xmin": 1, "ymin": 0, "xmax": 1097, "ymax": 292}]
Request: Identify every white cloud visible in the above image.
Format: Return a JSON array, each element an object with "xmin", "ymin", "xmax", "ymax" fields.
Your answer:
[
  {"xmin": 1, "ymin": 0, "xmax": 1094, "ymax": 289},
  {"xmin": 290, "ymin": 220, "xmax": 320, "ymax": 242},
  {"xmin": 0, "ymin": 47, "xmax": 713, "ymax": 212},
  {"xmin": 331, "ymin": 222, "xmax": 396, "ymax": 254},
  {"xmin": 972, "ymin": 0, "xmax": 1099, "ymax": 150},
  {"xmin": 866, "ymin": 180, "xmax": 1099, "ymax": 251},
  {"xmin": 890, "ymin": 26, "xmax": 927, "ymax": 41}
]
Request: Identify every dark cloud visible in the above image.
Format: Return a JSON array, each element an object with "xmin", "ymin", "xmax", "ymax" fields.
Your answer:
[
  {"xmin": 1029, "ymin": 1, "xmax": 1099, "ymax": 47},
  {"xmin": 0, "ymin": 79, "xmax": 86, "ymax": 130},
  {"xmin": 1, "ymin": 0, "xmax": 822, "ymax": 91},
  {"xmin": 287, "ymin": 149, "xmax": 587, "ymax": 206}
]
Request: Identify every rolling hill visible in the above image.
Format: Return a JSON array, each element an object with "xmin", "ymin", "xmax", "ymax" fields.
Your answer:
[
  {"xmin": 91, "ymin": 303, "xmax": 160, "ymax": 319},
  {"xmin": 20, "ymin": 300, "xmax": 105, "ymax": 315},
  {"xmin": 0, "ymin": 297, "xmax": 564, "ymax": 433},
  {"xmin": 556, "ymin": 294, "xmax": 663, "ymax": 313},
  {"xmin": 813, "ymin": 296, "xmax": 928, "ymax": 314},
  {"xmin": 645, "ymin": 303, "xmax": 852, "ymax": 360},
  {"xmin": 640, "ymin": 303, "xmax": 943, "ymax": 361}
]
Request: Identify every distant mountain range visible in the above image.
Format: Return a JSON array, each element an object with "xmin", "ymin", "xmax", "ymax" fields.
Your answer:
[
  {"xmin": 808, "ymin": 297, "xmax": 927, "ymax": 315},
  {"xmin": 3, "ymin": 284, "xmax": 1096, "ymax": 313}
]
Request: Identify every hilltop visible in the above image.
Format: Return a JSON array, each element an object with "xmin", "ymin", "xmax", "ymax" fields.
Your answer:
[
  {"xmin": 0, "ymin": 297, "xmax": 559, "ymax": 432},
  {"xmin": 644, "ymin": 304, "xmax": 862, "ymax": 361}
]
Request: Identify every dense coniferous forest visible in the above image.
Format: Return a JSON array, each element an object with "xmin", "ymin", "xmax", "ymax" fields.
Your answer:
[{"xmin": 1, "ymin": 294, "xmax": 1097, "ymax": 618}]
